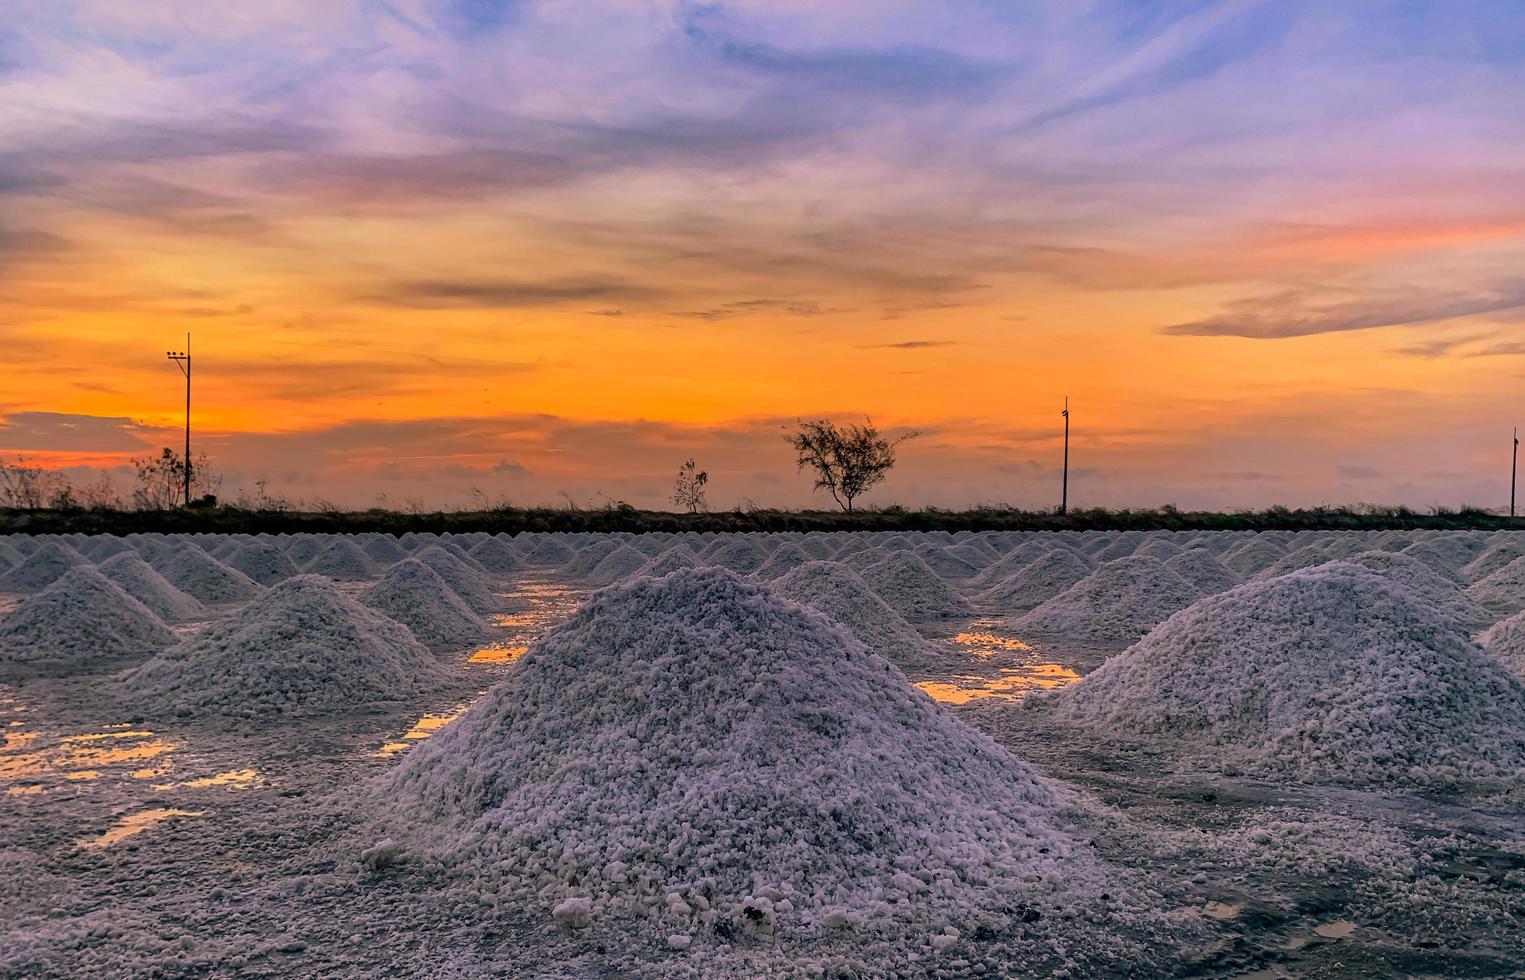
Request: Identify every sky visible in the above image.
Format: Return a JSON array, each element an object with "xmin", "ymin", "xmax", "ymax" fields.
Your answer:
[{"xmin": 1, "ymin": 0, "xmax": 1523, "ymax": 511}]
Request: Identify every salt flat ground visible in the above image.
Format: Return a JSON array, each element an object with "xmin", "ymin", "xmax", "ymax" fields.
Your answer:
[{"xmin": 1, "ymin": 529, "xmax": 1522, "ymax": 978}]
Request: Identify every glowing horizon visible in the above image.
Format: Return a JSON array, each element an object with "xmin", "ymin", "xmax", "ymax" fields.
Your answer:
[{"xmin": 2, "ymin": 2, "xmax": 1523, "ymax": 510}]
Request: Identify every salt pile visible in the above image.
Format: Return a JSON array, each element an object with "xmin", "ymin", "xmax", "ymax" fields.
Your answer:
[
  {"xmin": 377, "ymin": 568, "xmax": 1120, "ymax": 952},
  {"xmin": 1401, "ymin": 535, "xmax": 1485, "ymax": 577},
  {"xmin": 1465, "ymin": 555, "xmax": 1525, "ymax": 624},
  {"xmin": 752, "ymin": 542, "xmax": 812, "ymax": 581},
  {"xmin": 797, "ymin": 536, "xmax": 838, "ymax": 560},
  {"xmin": 153, "ymin": 544, "xmax": 263, "ymax": 604},
  {"xmin": 226, "ymin": 540, "xmax": 302, "ymax": 586},
  {"xmin": 1162, "ymin": 549, "xmax": 1240, "ymax": 596},
  {"xmin": 304, "ymin": 538, "xmax": 379, "ymax": 580},
  {"xmin": 0, "ymin": 567, "xmax": 174, "ymax": 672},
  {"xmin": 467, "ymin": 536, "xmax": 523, "ymax": 574},
  {"xmin": 970, "ymin": 538, "xmax": 1088, "ymax": 590},
  {"xmin": 1131, "ymin": 538, "xmax": 1182, "ymax": 561},
  {"xmin": 1092, "ymin": 534, "xmax": 1145, "ymax": 562},
  {"xmin": 912, "ymin": 544, "xmax": 981, "ymax": 581},
  {"xmin": 1480, "ymin": 610, "xmax": 1525, "ymax": 682},
  {"xmin": 855, "ymin": 552, "xmax": 973, "ymax": 622},
  {"xmin": 1014, "ymin": 557, "xmax": 1200, "ymax": 644},
  {"xmin": 978, "ymin": 549, "xmax": 1092, "ymax": 615},
  {"xmin": 630, "ymin": 547, "xmax": 702, "ymax": 580},
  {"xmin": 412, "ymin": 544, "xmax": 500, "ymax": 612},
  {"xmin": 96, "ymin": 552, "xmax": 206, "ymax": 622},
  {"xmin": 771, "ymin": 561, "xmax": 942, "ymax": 669},
  {"xmin": 518, "ymin": 536, "xmax": 575, "ymax": 566},
  {"xmin": 563, "ymin": 540, "xmax": 621, "ymax": 579},
  {"xmin": 1052, "ymin": 562, "xmax": 1525, "ymax": 785},
  {"xmin": 0, "ymin": 541, "xmax": 86, "ymax": 594},
  {"xmin": 703, "ymin": 537, "xmax": 769, "ymax": 574},
  {"xmin": 82, "ymin": 536, "xmax": 133, "ymax": 561},
  {"xmin": 583, "ymin": 544, "xmax": 650, "ymax": 587},
  {"xmin": 361, "ymin": 534, "xmax": 410, "ymax": 565},
  {"xmin": 361, "ymin": 558, "xmax": 491, "ymax": 653},
  {"xmin": 281, "ymin": 534, "xmax": 327, "ymax": 565},
  {"xmin": 1218, "ymin": 537, "xmax": 1287, "ymax": 577},
  {"xmin": 124, "ymin": 575, "xmax": 450, "ymax": 718},
  {"xmin": 1464, "ymin": 538, "xmax": 1525, "ymax": 583},
  {"xmin": 0, "ymin": 538, "xmax": 23, "ymax": 570}
]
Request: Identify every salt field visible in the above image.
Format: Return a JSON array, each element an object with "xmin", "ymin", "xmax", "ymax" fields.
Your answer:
[{"xmin": 2, "ymin": 529, "xmax": 1524, "ymax": 977}]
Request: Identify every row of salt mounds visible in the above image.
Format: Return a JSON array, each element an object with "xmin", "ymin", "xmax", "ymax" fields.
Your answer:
[
  {"xmin": 226, "ymin": 540, "xmax": 302, "ymax": 586},
  {"xmin": 152, "ymin": 544, "xmax": 263, "ymax": 604},
  {"xmin": 752, "ymin": 542, "xmax": 813, "ymax": 581},
  {"xmin": 362, "ymin": 534, "xmax": 410, "ymax": 565},
  {"xmin": 969, "ymin": 539, "xmax": 1090, "ymax": 591},
  {"xmin": 0, "ymin": 541, "xmax": 85, "ymax": 594},
  {"xmin": 376, "ymin": 568, "xmax": 1130, "ymax": 956},
  {"xmin": 96, "ymin": 552, "xmax": 205, "ymax": 622},
  {"xmin": 123, "ymin": 576, "xmax": 451, "ymax": 718},
  {"xmin": 771, "ymin": 561, "xmax": 942, "ymax": 670},
  {"xmin": 362, "ymin": 559, "xmax": 491, "ymax": 653},
  {"xmin": 1013, "ymin": 556, "xmax": 1200, "ymax": 644},
  {"xmin": 854, "ymin": 552, "xmax": 972, "ymax": 622},
  {"xmin": 583, "ymin": 544, "xmax": 649, "ymax": 587},
  {"xmin": 1463, "ymin": 537, "xmax": 1525, "ymax": 583},
  {"xmin": 626, "ymin": 546, "xmax": 700, "ymax": 581},
  {"xmin": 978, "ymin": 550, "xmax": 1092, "ymax": 615},
  {"xmin": 1051, "ymin": 563, "xmax": 1525, "ymax": 786},
  {"xmin": 517, "ymin": 536, "xmax": 575, "ymax": 566},
  {"xmin": 1466, "ymin": 555, "xmax": 1525, "ymax": 624},
  {"xmin": 304, "ymin": 537, "xmax": 379, "ymax": 580},
  {"xmin": 412, "ymin": 545, "xmax": 500, "ymax": 613},
  {"xmin": 467, "ymin": 536, "xmax": 523, "ymax": 574},
  {"xmin": 562, "ymin": 540, "xmax": 621, "ymax": 580},
  {"xmin": 0, "ymin": 568, "xmax": 174, "ymax": 673},
  {"xmin": 1480, "ymin": 609, "xmax": 1525, "ymax": 682}
]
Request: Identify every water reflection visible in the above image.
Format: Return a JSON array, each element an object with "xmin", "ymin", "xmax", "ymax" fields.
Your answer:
[
  {"xmin": 916, "ymin": 663, "xmax": 1082, "ymax": 704},
  {"xmin": 468, "ymin": 645, "xmax": 527, "ymax": 665},
  {"xmin": 952, "ymin": 630, "xmax": 1033, "ymax": 655},
  {"xmin": 79, "ymin": 808, "xmax": 204, "ymax": 848},
  {"xmin": 376, "ymin": 706, "xmax": 469, "ymax": 758},
  {"xmin": 154, "ymin": 768, "xmax": 262, "ymax": 791},
  {"xmin": 1, "ymin": 728, "xmax": 175, "ymax": 781}
]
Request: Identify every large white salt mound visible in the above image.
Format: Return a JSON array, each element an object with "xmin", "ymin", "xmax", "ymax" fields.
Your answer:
[
  {"xmin": 1401, "ymin": 535, "xmax": 1484, "ymax": 578},
  {"xmin": 1218, "ymin": 537, "xmax": 1287, "ymax": 576},
  {"xmin": 304, "ymin": 538, "xmax": 379, "ymax": 580},
  {"xmin": 912, "ymin": 544, "xmax": 982, "ymax": 580},
  {"xmin": 703, "ymin": 537, "xmax": 769, "ymax": 574},
  {"xmin": 979, "ymin": 549, "xmax": 1093, "ymax": 615},
  {"xmin": 0, "ymin": 539, "xmax": 23, "ymax": 570},
  {"xmin": 1465, "ymin": 555, "xmax": 1525, "ymax": 624},
  {"xmin": 1162, "ymin": 549, "xmax": 1240, "ymax": 596},
  {"xmin": 0, "ymin": 567, "xmax": 174, "ymax": 672},
  {"xmin": 467, "ymin": 536, "xmax": 523, "ymax": 574},
  {"xmin": 628, "ymin": 546, "xmax": 702, "ymax": 581},
  {"xmin": 1014, "ymin": 557, "xmax": 1200, "ymax": 644},
  {"xmin": 412, "ymin": 544, "xmax": 499, "ymax": 612},
  {"xmin": 797, "ymin": 536, "xmax": 838, "ymax": 560},
  {"xmin": 971, "ymin": 539, "xmax": 1089, "ymax": 590},
  {"xmin": 0, "ymin": 541, "xmax": 86, "ymax": 594},
  {"xmin": 1479, "ymin": 609, "xmax": 1525, "ymax": 682},
  {"xmin": 752, "ymin": 542, "xmax": 812, "ymax": 581},
  {"xmin": 583, "ymin": 544, "xmax": 650, "ymax": 587},
  {"xmin": 96, "ymin": 552, "xmax": 205, "ymax": 622},
  {"xmin": 152, "ymin": 544, "xmax": 264, "ymax": 604},
  {"xmin": 1463, "ymin": 538, "xmax": 1525, "ymax": 583},
  {"xmin": 226, "ymin": 540, "xmax": 301, "ymax": 586},
  {"xmin": 124, "ymin": 576, "xmax": 451, "ymax": 717},
  {"xmin": 562, "ymin": 540, "xmax": 621, "ymax": 579},
  {"xmin": 361, "ymin": 534, "xmax": 409, "ymax": 565},
  {"xmin": 281, "ymin": 534, "xmax": 327, "ymax": 565},
  {"xmin": 1053, "ymin": 562, "xmax": 1525, "ymax": 785},
  {"xmin": 771, "ymin": 561, "xmax": 942, "ymax": 669},
  {"xmin": 82, "ymin": 536, "xmax": 133, "ymax": 561},
  {"xmin": 361, "ymin": 558, "xmax": 491, "ymax": 653},
  {"xmin": 378, "ymin": 567, "xmax": 1111, "ymax": 939},
  {"xmin": 1340, "ymin": 551, "xmax": 1486, "ymax": 628},
  {"xmin": 855, "ymin": 551, "xmax": 973, "ymax": 622},
  {"xmin": 517, "ymin": 536, "xmax": 575, "ymax": 566}
]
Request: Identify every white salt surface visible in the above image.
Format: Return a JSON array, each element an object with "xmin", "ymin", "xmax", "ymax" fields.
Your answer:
[
  {"xmin": 583, "ymin": 545, "xmax": 651, "ymax": 587},
  {"xmin": 152, "ymin": 545, "xmax": 263, "ymax": 604},
  {"xmin": 1052, "ymin": 562, "xmax": 1525, "ymax": 786},
  {"xmin": 225, "ymin": 541, "xmax": 302, "ymax": 586},
  {"xmin": 377, "ymin": 568, "xmax": 1129, "ymax": 957},
  {"xmin": 303, "ymin": 538, "xmax": 379, "ymax": 580},
  {"xmin": 124, "ymin": 575, "xmax": 451, "ymax": 718},
  {"xmin": 411, "ymin": 545, "xmax": 500, "ymax": 612},
  {"xmin": 361, "ymin": 558, "xmax": 491, "ymax": 653},
  {"xmin": 1479, "ymin": 609, "xmax": 1525, "ymax": 682},
  {"xmin": 1014, "ymin": 556, "xmax": 1200, "ymax": 643},
  {"xmin": 629, "ymin": 547, "xmax": 701, "ymax": 580},
  {"xmin": 771, "ymin": 561, "xmax": 942, "ymax": 669},
  {"xmin": 979, "ymin": 549, "xmax": 1093, "ymax": 615},
  {"xmin": 855, "ymin": 551, "xmax": 973, "ymax": 622},
  {"xmin": 1466, "ymin": 555, "xmax": 1525, "ymax": 623},
  {"xmin": 96, "ymin": 551, "xmax": 206, "ymax": 623},
  {"xmin": 0, "ymin": 566, "xmax": 174, "ymax": 671},
  {"xmin": 467, "ymin": 536, "xmax": 523, "ymax": 574},
  {"xmin": 0, "ymin": 541, "xmax": 85, "ymax": 594}
]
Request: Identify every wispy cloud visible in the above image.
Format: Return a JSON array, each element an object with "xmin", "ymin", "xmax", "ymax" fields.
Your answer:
[
  {"xmin": 858, "ymin": 340, "xmax": 956, "ymax": 349},
  {"xmin": 1164, "ymin": 281, "xmax": 1525, "ymax": 339}
]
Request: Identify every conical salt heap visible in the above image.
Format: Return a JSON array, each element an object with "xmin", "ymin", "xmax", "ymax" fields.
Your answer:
[
  {"xmin": 412, "ymin": 544, "xmax": 499, "ymax": 613},
  {"xmin": 0, "ymin": 567, "xmax": 174, "ymax": 672},
  {"xmin": 771, "ymin": 561, "xmax": 941, "ymax": 669},
  {"xmin": 226, "ymin": 540, "xmax": 302, "ymax": 586},
  {"xmin": 152, "ymin": 544, "xmax": 263, "ymax": 604},
  {"xmin": 124, "ymin": 576, "xmax": 450, "ymax": 718},
  {"xmin": 1014, "ymin": 556, "xmax": 1200, "ymax": 644},
  {"xmin": 361, "ymin": 558, "xmax": 491, "ymax": 653},
  {"xmin": 855, "ymin": 551, "xmax": 972, "ymax": 622},
  {"xmin": 96, "ymin": 551, "xmax": 205, "ymax": 622},
  {"xmin": 752, "ymin": 542, "xmax": 812, "ymax": 581},
  {"xmin": 361, "ymin": 534, "xmax": 410, "ymax": 565},
  {"xmin": 518, "ymin": 535, "xmax": 575, "ymax": 566},
  {"xmin": 377, "ymin": 567, "xmax": 1134, "ymax": 962},
  {"xmin": 1162, "ymin": 549, "xmax": 1240, "ymax": 597},
  {"xmin": 1463, "ymin": 537, "xmax": 1525, "ymax": 583},
  {"xmin": 467, "ymin": 536, "xmax": 523, "ymax": 575},
  {"xmin": 1052, "ymin": 563, "xmax": 1525, "ymax": 785},
  {"xmin": 1480, "ymin": 609, "xmax": 1525, "ymax": 683},
  {"xmin": 562, "ymin": 539, "xmax": 621, "ymax": 580},
  {"xmin": 628, "ymin": 546, "xmax": 701, "ymax": 580},
  {"xmin": 584, "ymin": 544, "xmax": 650, "ymax": 587},
  {"xmin": 1466, "ymin": 555, "xmax": 1525, "ymax": 624},
  {"xmin": 979, "ymin": 549, "xmax": 1092, "ymax": 615},
  {"xmin": 0, "ymin": 541, "xmax": 86, "ymax": 594},
  {"xmin": 703, "ymin": 536, "xmax": 769, "ymax": 574},
  {"xmin": 304, "ymin": 537, "xmax": 379, "ymax": 580}
]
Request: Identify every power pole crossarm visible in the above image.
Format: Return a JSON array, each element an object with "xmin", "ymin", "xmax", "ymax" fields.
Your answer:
[{"xmin": 166, "ymin": 334, "xmax": 191, "ymax": 508}]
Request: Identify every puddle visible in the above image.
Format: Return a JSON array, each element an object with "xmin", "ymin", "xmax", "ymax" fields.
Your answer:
[
  {"xmin": 376, "ymin": 705, "xmax": 470, "ymax": 758},
  {"xmin": 468, "ymin": 645, "xmax": 528, "ymax": 665},
  {"xmin": 1202, "ymin": 901, "xmax": 1244, "ymax": 921},
  {"xmin": 1314, "ymin": 920, "xmax": 1356, "ymax": 940},
  {"xmin": 1, "ymin": 729, "xmax": 177, "ymax": 782},
  {"xmin": 951, "ymin": 629, "xmax": 1033, "ymax": 655},
  {"xmin": 916, "ymin": 663, "xmax": 1082, "ymax": 704},
  {"xmin": 79, "ymin": 808, "xmax": 204, "ymax": 849},
  {"xmin": 154, "ymin": 768, "xmax": 262, "ymax": 791},
  {"xmin": 7, "ymin": 784, "xmax": 44, "ymax": 796}
]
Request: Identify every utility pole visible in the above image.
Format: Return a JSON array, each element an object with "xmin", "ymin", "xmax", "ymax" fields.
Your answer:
[
  {"xmin": 1512, "ymin": 426, "xmax": 1519, "ymax": 519},
  {"xmin": 1060, "ymin": 396, "xmax": 1070, "ymax": 515},
  {"xmin": 166, "ymin": 335, "xmax": 191, "ymax": 507}
]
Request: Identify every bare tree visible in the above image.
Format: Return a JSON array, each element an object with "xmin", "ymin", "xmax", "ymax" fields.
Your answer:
[
  {"xmin": 671, "ymin": 458, "xmax": 709, "ymax": 513},
  {"xmin": 133, "ymin": 448, "xmax": 218, "ymax": 510},
  {"xmin": 0, "ymin": 457, "xmax": 69, "ymax": 510},
  {"xmin": 786, "ymin": 418, "xmax": 915, "ymax": 512}
]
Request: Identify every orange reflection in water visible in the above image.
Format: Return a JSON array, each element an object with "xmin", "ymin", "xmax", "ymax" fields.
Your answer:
[
  {"xmin": 468, "ymin": 645, "xmax": 527, "ymax": 664},
  {"xmin": 376, "ymin": 706, "xmax": 469, "ymax": 758},
  {"xmin": 953, "ymin": 631, "xmax": 1033, "ymax": 654},
  {"xmin": 1, "ymin": 729, "xmax": 175, "ymax": 781},
  {"xmin": 916, "ymin": 663, "xmax": 1081, "ymax": 704},
  {"xmin": 79, "ymin": 808, "xmax": 204, "ymax": 849}
]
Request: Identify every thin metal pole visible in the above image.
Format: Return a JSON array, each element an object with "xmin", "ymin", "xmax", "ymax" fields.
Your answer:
[
  {"xmin": 1061, "ymin": 396, "xmax": 1070, "ymax": 515},
  {"xmin": 1512, "ymin": 426, "xmax": 1518, "ymax": 519},
  {"xmin": 183, "ymin": 333, "xmax": 192, "ymax": 507}
]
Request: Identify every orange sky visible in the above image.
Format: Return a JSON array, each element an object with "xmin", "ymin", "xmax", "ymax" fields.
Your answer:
[{"xmin": 2, "ymin": 2, "xmax": 1523, "ymax": 509}]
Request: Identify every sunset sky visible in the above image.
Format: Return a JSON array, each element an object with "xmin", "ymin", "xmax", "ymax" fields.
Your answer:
[{"xmin": 2, "ymin": 1, "xmax": 1523, "ymax": 510}]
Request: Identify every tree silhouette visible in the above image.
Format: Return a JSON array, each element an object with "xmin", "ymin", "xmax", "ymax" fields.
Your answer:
[
  {"xmin": 787, "ymin": 418, "xmax": 915, "ymax": 512},
  {"xmin": 671, "ymin": 458, "xmax": 709, "ymax": 513}
]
